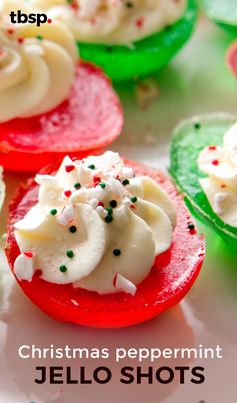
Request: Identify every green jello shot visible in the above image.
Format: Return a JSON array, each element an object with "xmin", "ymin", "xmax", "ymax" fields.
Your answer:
[
  {"xmin": 169, "ymin": 114, "xmax": 237, "ymax": 251},
  {"xmin": 199, "ymin": 0, "xmax": 237, "ymax": 36},
  {"xmin": 78, "ymin": 0, "xmax": 198, "ymax": 82}
]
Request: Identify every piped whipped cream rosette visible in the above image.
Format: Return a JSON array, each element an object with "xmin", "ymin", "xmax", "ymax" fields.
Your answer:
[
  {"xmin": 0, "ymin": 0, "xmax": 77, "ymax": 122},
  {"xmin": 30, "ymin": 0, "xmax": 186, "ymax": 45},
  {"xmin": 13, "ymin": 151, "xmax": 176, "ymax": 295},
  {"xmin": 198, "ymin": 122, "xmax": 237, "ymax": 227},
  {"xmin": 0, "ymin": 0, "xmax": 123, "ymax": 172}
]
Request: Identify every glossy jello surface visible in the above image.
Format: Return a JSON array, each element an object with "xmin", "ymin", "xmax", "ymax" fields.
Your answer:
[{"xmin": 170, "ymin": 114, "xmax": 237, "ymax": 250}]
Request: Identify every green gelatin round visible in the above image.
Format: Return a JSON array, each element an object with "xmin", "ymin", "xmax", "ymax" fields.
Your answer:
[
  {"xmin": 170, "ymin": 114, "xmax": 237, "ymax": 251},
  {"xmin": 199, "ymin": 0, "xmax": 237, "ymax": 36},
  {"xmin": 78, "ymin": 0, "xmax": 198, "ymax": 82}
]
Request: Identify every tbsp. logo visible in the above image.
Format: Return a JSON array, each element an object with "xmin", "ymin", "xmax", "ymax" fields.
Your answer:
[{"xmin": 9, "ymin": 10, "xmax": 52, "ymax": 27}]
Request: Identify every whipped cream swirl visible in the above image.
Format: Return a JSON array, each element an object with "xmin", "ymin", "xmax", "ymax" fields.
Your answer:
[
  {"xmin": 30, "ymin": 0, "xmax": 186, "ymax": 45},
  {"xmin": 0, "ymin": 0, "xmax": 78, "ymax": 122},
  {"xmin": 14, "ymin": 151, "xmax": 176, "ymax": 295},
  {"xmin": 198, "ymin": 122, "xmax": 237, "ymax": 227}
]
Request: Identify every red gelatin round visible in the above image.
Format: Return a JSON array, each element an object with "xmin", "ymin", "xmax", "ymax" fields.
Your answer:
[
  {"xmin": 5, "ymin": 160, "xmax": 205, "ymax": 328},
  {"xmin": 0, "ymin": 61, "xmax": 123, "ymax": 172}
]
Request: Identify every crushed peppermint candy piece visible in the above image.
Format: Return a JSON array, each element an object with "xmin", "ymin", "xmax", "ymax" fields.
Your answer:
[
  {"xmin": 58, "ymin": 205, "xmax": 74, "ymax": 225},
  {"xmin": 89, "ymin": 198, "xmax": 99, "ymax": 209},
  {"xmin": 109, "ymin": 178, "xmax": 125, "ymax": 197},
  {"xmin": 114, "ymin": 273, "xmax": 137, "ymax": 296},
  {"xmin": 96, "ymin": 206, "xmax": 108, "ymax": 218},
  {"xmin": 71, "ymin": 299, "xmax": 79, "ymax": 306},
  {"xmin": 65, "ymin": 164, "xmax": 75, "ymax": 173},
  {"xmin": 14, "ymin": 253, "xmax": 34, "ymax": 281},
  {"xmin": 121, "ymin": 167, "xmax": 134, "ymax": 179}
]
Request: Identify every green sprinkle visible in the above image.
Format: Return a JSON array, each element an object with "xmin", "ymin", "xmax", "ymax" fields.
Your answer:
[
  {"xmin": 131, "ymin": 196, "xmax": 137, "ymax": 203},
  {"xmin": 69, "ymin": 225, "xmax": 77, "ymax": 233},
  {"xmin": 50, "ymin": 209, "xmax": 57, "ymax": 216},
  {"xmin": 74, "ymin": 182, "xmax": 81, "ymax": 190},
  {"xmin": 188, "ymin": 223, "xmax": 195, "ymax": 230},
  {"xmin": 67, "ymin": 250, "xmax": 74, "ymax": 259},
  {"xmin": 110, "ymin": 200, "xmax": 117, "ymax": 208},
  {"xmin": 125, "ymin": 1, "xmax": 133, "ymax": 8},
  {"xmin": 194, "ymin": 122, "xmax": 201, "ymax": 130},
  {"xmin": 113, "ymin": 249, "xmax": 121, "ymax": 256},
  {"xmin": 99, "ymin": 182, "xmax": 106, "ymax": 189},
  {"xmin": 105, "ymin": 215, "xmax": 113, "ymax": 223},
  {"xmin": 106, "ymin": 46, "xmax": 113, "ymax": 53},
  {"xmin": 88, "ymin": 164, "xmax": 95, "ymax": 170},
  {"xmin": 36, "ymin": 35, "xmax": 43, "ymax": 40},
  {"xmin": 122, "ymin": 179, "xmax": 130, "ymax": 186},
  {"xmin": 59, "ymin": 265, "xmax": 67, "ymax": 273},
  {"xmin": 106, "ymin": 208, "xmax": 113, "ymax": 216}
]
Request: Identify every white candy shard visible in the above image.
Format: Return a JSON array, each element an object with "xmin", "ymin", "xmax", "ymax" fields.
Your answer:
[
  {"xmin": 109, "ymin": 178, "xmax": 125, "ymax": 197},
  {"xmin": 96, "ymin": 206, "xmax": 107, "ymax": 218},
  {"xmin": 114, "ymin": 273, "xmax": 137, "ymax": 296},
  {"xmin": 14, "ymin": 253, "xmax": 34, "ymax": 281},
  {"xmin": 58, "ymin": 205, "xmax": 74, "ymax": 225}
]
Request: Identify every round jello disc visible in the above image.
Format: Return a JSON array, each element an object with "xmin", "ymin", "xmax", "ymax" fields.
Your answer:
[
  {"xmin": 170, "ymin": 113, "xmax": 237, "ymax": 251},
  {"xmin": 77, "ymin": 0, "xmax": 198, "ymax": 82},
  {"xmin": 6, "ymin": 159, "xmax": 205, "ymax": 328},
  {"xmin": 0, "ymin": 62, "xmax": 123, "ymax": 172}
]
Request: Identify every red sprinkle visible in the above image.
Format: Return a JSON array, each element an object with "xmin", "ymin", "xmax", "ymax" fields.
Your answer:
[
  {"xmin": 136, "ymin": 16, "xmax": 145, "ymax": 28},
  {"xmin": 93, "ymin": 176, "xmax": 101, "ymax": 187},
  {"xmin": 212, "ymin": 159, "xmax": 219, "ymax": 166},
  {"xmin": 189, "ymin": 229, "xmax": 197, "ymax": 235},
  {"xmin": 65, "ymin": 165, "xmax": 75, "ymax": 173},
  {"xmin": 7, "ymin": 28, "xmax": 14, "ymax": 35},
  {"xmin": 71, "ymin": 2, "xmax": 78, "ymax": 10},
  {"xmin": 48, "ymin": 18, "xmax": 52, "ymax": 24},
  {"xmin": 208, "ymin": 146, "xmax": 217, "ymax": 151},
  {"xmin": 64, "ymin": 190, "xmax": 72, "ymax": 198},
  {"xmin": 18, "ymin": 37, "xmax": 25, "ymax": 44},
  {"xmin": 130, "ymin": 205, "xmax": 136, "ymax": 209},
  {"xmin": 98, "ymin": 201, "xmax": 104, "ymax": 207},
  {"xmin": 35, "ymin": 269, "xmax": 43, "ymax": 277},
  {"xmin": 24, "ymin": 252, "xmax": 33, "ymax": 258}
]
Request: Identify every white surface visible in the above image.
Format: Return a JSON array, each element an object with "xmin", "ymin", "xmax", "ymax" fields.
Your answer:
[{"xmin": 0, "ymin": 19, "xmax": 237, "ymax": 403}]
